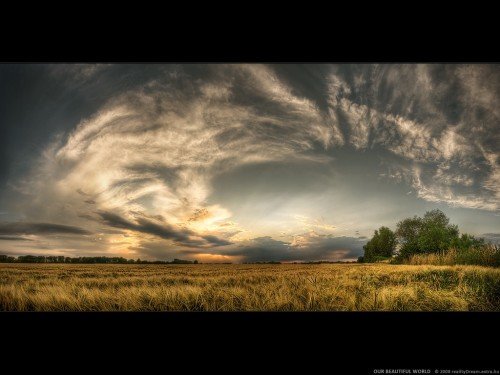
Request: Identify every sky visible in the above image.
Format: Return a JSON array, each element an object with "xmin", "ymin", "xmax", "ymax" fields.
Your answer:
[{"xmin": 0, "ymin": 64, "xmax": 499, "ymax": 262}]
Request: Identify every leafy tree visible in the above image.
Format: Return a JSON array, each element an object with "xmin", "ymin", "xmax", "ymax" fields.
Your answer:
[
  {"xmin": 376, "ymin": 227, "xmax": 397, "ymax": 257},
  {"xmin": 363, "ymin": 226, "xmax": 396, "ymax": 262},
  {"xmin": 396, "ymin": 209, "xmax": 460, "ymax": 259},
  {"xmin": 451, "ymin": 233, "xmax": 485, "ymax": 251},
  {"xmin": 395, "ymin": 216, "xmax": 423, "ymax": 258},
  {"xmin": 418, "ymin": 209, "xmax": 459, "ymax": 253}
]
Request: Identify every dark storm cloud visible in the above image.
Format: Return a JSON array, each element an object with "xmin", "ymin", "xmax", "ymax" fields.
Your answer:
[
  {"xmin": 0, "ymin": 222, "xmax": 91, "ymax": 235},
  {"xmin": 227, "ymin": 237, "xmax": 292, "ymax": 262},
  {"xmin": 199, "ymin": 234, "xmax": 232, "ymax": 246},
  {"xmin": 129, "ymin": 241, "xmax": 187, "ymax": 261},
  {"xmin": 97, "ymin": 211, "xmax": 137, "ymax": 229},
  {"xmin": 97, "ymin": 211, "xmax": 231, "ymax": 248},
  {"xmin": 132, "ymin": 233, "xmax": 366, "ymax": 262},
  {"xmin": 202, "ymin": 234, "xmax": 366, "ymax": 262},
  {"xmin": 289, "ymin": 234, "xmax": 366, "ymax": 260},
  {"xmin": 0, "ymin": 236, "xmax": 33, "ymax": 241}
]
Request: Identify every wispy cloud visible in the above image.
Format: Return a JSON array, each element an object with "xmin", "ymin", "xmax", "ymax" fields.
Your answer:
[{"xmin": 325, "ymin": 65, "xmax": 500, "ymax": 211}]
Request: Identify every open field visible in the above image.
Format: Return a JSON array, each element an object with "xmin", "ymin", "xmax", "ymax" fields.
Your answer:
[{"xmin": 1, "ymin": 263, "xmax": 499, "ymax": 311}]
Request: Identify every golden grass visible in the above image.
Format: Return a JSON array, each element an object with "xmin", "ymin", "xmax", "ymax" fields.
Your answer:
[
  {"xmin": 1, "ymin": 263, "xmax": 499, "ymax": 311},
  {"xmin": 404, "ymin": 245, "xmax": 500, "ymax": 267}
]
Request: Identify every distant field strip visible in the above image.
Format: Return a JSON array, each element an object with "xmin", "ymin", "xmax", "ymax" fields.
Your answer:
[{"xmin": 1, "ymin": 264, "xmax": 499, "ymax": 311}]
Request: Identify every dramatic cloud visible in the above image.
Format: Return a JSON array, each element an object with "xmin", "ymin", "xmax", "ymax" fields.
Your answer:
[
  {"xmin": 97, "ymin": 211, "xmax": 231, "ymax": 248},
  {"xmin": 204, "ymin": 233, "xmax": 366, "ymax": 262},
  {"xmin": 0, "ymin": 64, "xmax": 499, "ymax": 260},
  {"xmin": 0, "ymin": 222, "xmax": 91, "ymax": 236}
]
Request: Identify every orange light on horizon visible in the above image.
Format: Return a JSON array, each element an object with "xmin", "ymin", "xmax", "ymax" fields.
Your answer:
[{"xmin": 195, "ymin": 253, "xmax": 242, "ymax": 263}]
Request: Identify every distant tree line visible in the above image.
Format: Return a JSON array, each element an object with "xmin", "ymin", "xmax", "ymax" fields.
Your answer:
[
  {"xmin": 0, "ymin": 255, "xmax": 199, "ymax": 264},
  {"xmin": 358, "ymin": 209, "xmax": 486, "ymax": 263}
]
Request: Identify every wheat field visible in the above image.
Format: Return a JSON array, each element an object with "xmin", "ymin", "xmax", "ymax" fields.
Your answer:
[{"xmin": 1, "ymin": 263, "xmax": 499, "ymax": 311}]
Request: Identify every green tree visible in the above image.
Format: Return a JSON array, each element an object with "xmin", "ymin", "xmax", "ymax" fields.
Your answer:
[
  {"xmin": 418, "ymin": 209, "xmax": 459, "ymax": 253},
  {"xmin": 451, "ymin": 233, "xmax": 485, "ymax": 251},
  {"xmin": 363, "ymin": 226, "xmax": 396, "ymax": 262},
  {"xmin": 395, "ymin": 216, "xmax": 423, "ymax": 258},
  {"xmin": 396, "ymin": 209, "xmax": 460, "ymax": 259}
]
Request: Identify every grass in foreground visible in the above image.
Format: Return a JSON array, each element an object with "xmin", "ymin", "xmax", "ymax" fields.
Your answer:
[{"xmin": 1, "ymin": 263, "xmax": 499, "ymax": 311}]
